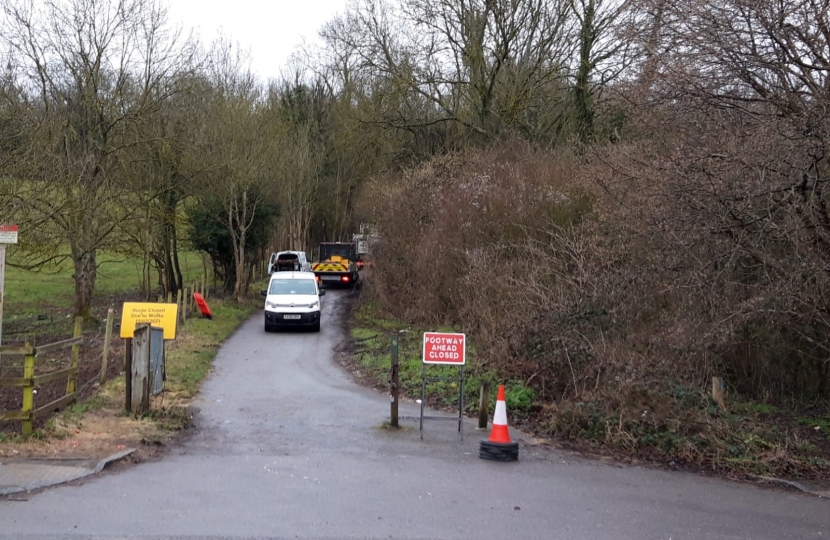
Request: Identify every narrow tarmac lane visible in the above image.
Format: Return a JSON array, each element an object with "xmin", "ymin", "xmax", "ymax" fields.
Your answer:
[{"xmin": 0, "ymin": 291, "xmax": 827, "ymax": 540}]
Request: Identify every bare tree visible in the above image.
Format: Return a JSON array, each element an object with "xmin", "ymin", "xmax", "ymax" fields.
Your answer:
[
  {"xmin": 0, "ymin": 0, "xmax": 194, "ymax": 316},
  {"xmin": 321, "ymin": 0, "xmax": 574, "ymax": 145},
  {"xmin": 567, "ymin": 0, "xmax": 633, "ymax": 142},
  {"xmin": 599, "ymin": 0, "xmax": 830, "ymax": 398},
  {"xmin": 120, "ymin": 72, "xmax": 211, "ymax": 299},
  {"xmin": 195, "ymin": 42, "xmax": 277, "ymax": 302}
]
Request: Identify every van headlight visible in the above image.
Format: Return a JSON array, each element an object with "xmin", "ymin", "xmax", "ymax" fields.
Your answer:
[
  {"xmin": 309, "ymin": 301, "xmax": 319, "ymax": 309},
  {"xmin": 266, "ymin": 301, "xmax": 278, "ymax": 309}
]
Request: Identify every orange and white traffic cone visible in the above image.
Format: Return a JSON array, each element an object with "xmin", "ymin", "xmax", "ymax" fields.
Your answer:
[{"xmin": 479, "ymin": 385, "xmax": 519, "ymax": 461}]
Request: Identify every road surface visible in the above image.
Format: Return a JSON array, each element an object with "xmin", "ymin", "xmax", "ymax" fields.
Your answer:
[{"xmin": 0, "ymin": 291, "xmax": 827, "ymax": 540}]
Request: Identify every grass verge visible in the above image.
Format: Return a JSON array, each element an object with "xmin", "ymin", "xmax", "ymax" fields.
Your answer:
[{"xmin": 345, "ymin": 298, "xmax": 535, "ymax": 418}]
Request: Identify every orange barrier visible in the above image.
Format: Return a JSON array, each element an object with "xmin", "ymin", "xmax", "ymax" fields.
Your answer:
[{"xmin": 193, "ymin": 292, "xmax": 213, "ymax": 320}]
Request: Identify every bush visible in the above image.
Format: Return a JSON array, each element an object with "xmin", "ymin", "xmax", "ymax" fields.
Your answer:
[{"xmin": 355, "ymin": 136, "xmax": 830, "ymax": 478}]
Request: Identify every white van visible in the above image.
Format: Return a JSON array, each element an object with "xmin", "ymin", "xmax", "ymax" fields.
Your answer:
[
  {"xmin": 268, "ymin": 251, "xmax": 312, "ymax": 273},
  {"xmin": 261, "ymin": 271, "xmax": 325, "ymax": 332}
]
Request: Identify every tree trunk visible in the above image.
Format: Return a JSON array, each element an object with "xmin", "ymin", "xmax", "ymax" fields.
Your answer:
[
  {"xmin": 142, "ymin": 252, "xmax": 151, "ymax": 301},
  {"xmin": 71, "ymin": 248, "xmax": 97, "ymax": 318},
  {"xmin": 234, "ymin": 238, "xmax": 246, "ymax": 303},
  {"xmin": 639, "ymin": 0, "xmax": 666, "ymax": 89},
  {"xmin": 168, "ymin": 190, "xmax": 184, "ymax": 292},
  {"xmin": 574, "ymin": 0, "xmax": 596, "ymax": 143},
  {"xmin": 154, "ymin": 255, "xmax": 166, "ymax": 297},
  {"xmin": 160, "ymin": 190, "xmax": 182, "ymax": 296},
  {"xmin": 163, "ymin": 222, "xmax": 176, "ymax": 297},
  {"xmin": 230, "ymin": 190, "xmax": 249, "ymax": 303},
  {"xmin": 172, "ymin": 227, "xmax": 183, "ymax": 292},
  {"xmin": 244, "ymin": 259, "xmax": 255, "ymax": 292}
]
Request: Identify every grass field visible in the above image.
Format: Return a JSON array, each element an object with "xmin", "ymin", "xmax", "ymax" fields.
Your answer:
[{"xmin": 2, "ymin": 251, "xmax": 208, "ymax": 317}]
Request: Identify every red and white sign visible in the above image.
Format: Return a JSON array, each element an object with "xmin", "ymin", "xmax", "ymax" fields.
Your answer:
[
  {"xmin": 0, "ymin": 225, "xmax": 18, "ymax": 245},
  {"xmin": 423, "ymin": 332, "xmax": 466, "ymax": 365}
]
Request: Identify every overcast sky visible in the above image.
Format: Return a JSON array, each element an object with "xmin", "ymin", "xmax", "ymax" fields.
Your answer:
[{"xmin": 166, "ymin": 0, "xmax": 350, "ymax": 81}]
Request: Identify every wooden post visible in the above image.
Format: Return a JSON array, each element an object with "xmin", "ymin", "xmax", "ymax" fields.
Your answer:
[
  {"xmin": 177, "ymin": 289, "xmax": 184, "ymax": 326},
  {"xmin": 478, "ymin": 381, "xmax": 491, "ymax": 430},
  {"xmin": 124, "ymin": 338, "xmax": 132, "ymax": 411},
  {"xmin": 157, "ymin": 294, "xmax": 162, "ymax": 303},
  {"xmin": 166, "ymin": 291, "xmax": 172, "ymax": 303},
  {"xmin": 183, "ymin": 287, "xmax": 190, "ymax": 321},
  {"xmin": 66, "ymin": 317, "xmax": 82, "ymax": 395},
  {"xmin": 99, "ymin": 308, "xmax": 114, "ymax": 384},
  {"xmin": 21, "ymin": 342, "xmax": 34, "ymax": 436},
  {"xmin": 130, "ymin": 324, "xmax": 151, "ymax": 414},
  {"xmin": 390, "ymin": 333, "xmax": 399, "ymax": 428}
]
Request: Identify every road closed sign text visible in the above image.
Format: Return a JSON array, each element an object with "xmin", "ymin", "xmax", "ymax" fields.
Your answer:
[
  {"xmin": 0, "ymin": 224, "xmax": 18, "ymax": 244},
  {"xmin": 423, "ymin": 332, "xmax": 466, "ymax": 365},
  {"xmin": 120, "ymin": 302, "xmax": 178, "ymax": 340}
]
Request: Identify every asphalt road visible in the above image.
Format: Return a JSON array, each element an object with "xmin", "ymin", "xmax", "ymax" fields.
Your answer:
[{"xmin": 0, "ymin": 290, "xmax": 827, "ymax": 540}]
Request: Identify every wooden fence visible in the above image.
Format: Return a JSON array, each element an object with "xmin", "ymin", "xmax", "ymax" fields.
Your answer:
[
  {"xmin": 0, "ymin": 318, "xmax": 84, "ymax": 436},
  {"xmin": 158, "ymin": 278, "xmax": 209, "ymax": 327}
]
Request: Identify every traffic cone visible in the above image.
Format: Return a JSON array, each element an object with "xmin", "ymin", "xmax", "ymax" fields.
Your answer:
[{"xmin": 479, "ymin": 385, "xmax": 519, "ymax": 462}]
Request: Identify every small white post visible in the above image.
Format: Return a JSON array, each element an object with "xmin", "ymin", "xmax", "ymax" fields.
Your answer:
[{"xmin": 0, "ymin": 225, "xmax": 21, "ymax": 361}]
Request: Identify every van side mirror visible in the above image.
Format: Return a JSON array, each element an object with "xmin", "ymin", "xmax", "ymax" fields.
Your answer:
[
  {"xmin": 260, "ymin": 289, "xmax": 267, "ymax": 297},
  {"xmin": 319, "ymin": 289, "xmax": 326, "ymax": 296}
]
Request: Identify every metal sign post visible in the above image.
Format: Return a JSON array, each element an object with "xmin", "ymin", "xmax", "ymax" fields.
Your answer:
[
  {"xmin": 0, "ymin": 225, "xmax": 19, "ymax": 358},
  {"xmin": 390, "ymin": 333, "xmax": 400, "ymax": 428},
  {"xmin": 419, "ymin": 332, "xmax": 466, "ymax": 440}
]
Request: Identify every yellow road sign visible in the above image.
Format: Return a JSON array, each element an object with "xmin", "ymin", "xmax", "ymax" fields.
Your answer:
[{"xmin": 120, "ymin": 302, "xmax": 178, "ymax": 340}]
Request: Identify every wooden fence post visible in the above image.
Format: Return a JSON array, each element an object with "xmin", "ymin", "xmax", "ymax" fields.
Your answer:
[
  {"xmin": 100, "ymin": 308, "xmax": 114, "ymax": 384},
  {"xmin": 66, "ymin": 317, "xmax": 82, "ymax": 395},
  {"xmin": 177, "ymin": 289, "xmax": 184, "ymax": 326},
  {"xmin": 124, "ymin": 338, "xmax": 132, "ymax": 411},
  {"xmin": 166, "ymin": 291, "xmax": 172, "ymax": 303},
  {"xmin": 22, "ymin": 342, "xmax": 34, "ymax": 436}
]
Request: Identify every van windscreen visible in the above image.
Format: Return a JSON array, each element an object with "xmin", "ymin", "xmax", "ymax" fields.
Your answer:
[{"xmin": 268, "ymin": 280, "xmax": 317, "ymax": 295}]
